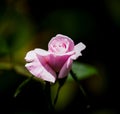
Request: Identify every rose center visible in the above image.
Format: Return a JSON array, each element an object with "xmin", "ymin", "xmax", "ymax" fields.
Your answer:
[{"xmin": 52, "ymin": 42, "xmax": 67, "ymax": 54}]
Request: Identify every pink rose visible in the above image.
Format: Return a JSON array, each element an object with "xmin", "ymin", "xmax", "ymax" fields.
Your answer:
[{"xmin": 25, "ymin": 34, "xmax": 86, "ymax": 83}]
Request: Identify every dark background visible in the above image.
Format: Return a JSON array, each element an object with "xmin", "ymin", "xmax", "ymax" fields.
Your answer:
[{"xmin": 0, "ymin": 0, "xmax": 119, "ymax": 113}]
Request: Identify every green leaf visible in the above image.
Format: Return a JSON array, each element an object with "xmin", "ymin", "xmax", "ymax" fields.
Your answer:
[
  {"xmin": 68, "ymin": 61, "xmax": 98, "ymax": 81},
  {"xmin": 14, "ymin": 77, "xmax": 33, "ymax": 97},
  {"xmin": 51, "ymin": 81, "xmax": 78, "ymax": 111}
]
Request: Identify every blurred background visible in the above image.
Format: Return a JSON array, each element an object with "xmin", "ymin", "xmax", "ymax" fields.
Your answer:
[{"xmin": 0, "ymin": 0, "xmax": 119, "ymax": 114}]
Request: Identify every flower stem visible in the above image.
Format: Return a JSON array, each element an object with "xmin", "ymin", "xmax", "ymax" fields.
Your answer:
[
  {"xmin": 70, "ymin": 70, "xmax": 91, "ymax": 111},
  {"xmin": 53, "ymin": 77, "xmax": 67, "ymax": 107},
  {"xmin": 45, "ymin": 82, "xmax": 54, "ymax": 112},
  {"xmin": 70, "ymin": 70, "xmax": 86, "ymax": 97},
  {"xmin": 53, "ymin": 84, "xmax": 61, "ymax": 106}
]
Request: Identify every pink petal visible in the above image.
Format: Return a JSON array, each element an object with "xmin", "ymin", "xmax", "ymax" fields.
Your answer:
[
  {"xmin": 25, "ymin": 49, "xmax": 56, "ymax": 83},
  {"xmin": 35, "ymin": 48, "xmax": 50, "ymax": 56},
  {"xmin": 48, "ymin": 34, "xmax": 75, "ymax": 53},
  {"xmin": 47, "ymin": 51, "xmax": 74, "ymax": 72},
  {"xmin": 58, "ymin": 58, "xmax": 73, "ymax": 78},
  {"xmin": 71, "ymin": 42, "xmax": 86, "ymax": 60}
]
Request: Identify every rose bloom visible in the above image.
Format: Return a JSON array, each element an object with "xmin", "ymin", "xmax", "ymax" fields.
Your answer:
[{"xmin": 25, "ymin": 34, "xmax": 86, "ymax": 83}]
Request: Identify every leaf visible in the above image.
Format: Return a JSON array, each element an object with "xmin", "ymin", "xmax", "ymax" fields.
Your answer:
[
  {"xmin": 68, "ymin": 61, "xmax": 98, "ymax": 81},
  {"xmin": 14, "ymin": 77, "xmax": 33, "ymax": 97},
  {"xmin": 14, "ymin": 64, "xmax": 31, "ymax": 77}
]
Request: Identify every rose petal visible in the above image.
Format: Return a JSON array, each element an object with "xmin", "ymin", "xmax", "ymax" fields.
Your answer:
[
  {"xmin": 58, "ymin": 58, "xmax": 73, "ymax": 78},
  {"xmin": 48, "ymin": 34, "xmax": 74, "ymax": 53},
  {"xmin": 71, "ymin": 42, "xmax": 86, "ymax": 60},
  {"xmin": 47, "ymin": 51, "xmax": 74, "ymax": 72},
  {"xmin": 25, "ymin": 50, "xmax": 36, "ymax": 62},
  {"xmin": 25, "ymin": 49, "xmax": 56, "ymax": 83},
  {"xmin": 35, "ymin": 48, "xmax": 50, "ymax": 56}
]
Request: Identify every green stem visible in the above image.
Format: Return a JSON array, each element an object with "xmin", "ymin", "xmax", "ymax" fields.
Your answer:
[
  {"xmin": 70, "ymin": 70, "xmax": 86, "ymax": 97},
  {"xmin": 45, "ymin": 82, "xmax": 54, "ymax": 112},
  {"xmin": 53, "ymin": 84, "xmax": 61, "ymax": 106},
  {"xmin": 53, "ymin": 77, "xmax": 67, "ymax": 107}
]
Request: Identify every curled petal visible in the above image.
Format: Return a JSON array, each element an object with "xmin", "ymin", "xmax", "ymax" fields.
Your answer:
[
  {"xmin": 48, "ymin": 34, "xmax": 75, "ymax": 54},
  {"xmin": 35, "ymin": 48, "xmax": 50, "ymax": 56},
  {"xmin": 58, "ymin": 58, "xmax": 73, "ymax": 78},
  {"xmin": 47, "ymin": 51, "xmax": 74, "ymax": 72},
  {"xmin": 25, "ymin": 49, "xmax": 56, "ymax": 83},
  {"xmin": 71, "ymin": 42, "xmax": 86, "ymax": 60},
  {"xmin": 25, "ymin": 50, "xmax": 36, "ymax": 62}
]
